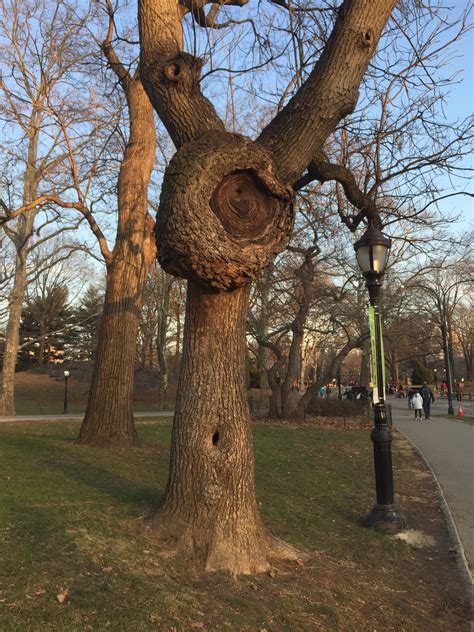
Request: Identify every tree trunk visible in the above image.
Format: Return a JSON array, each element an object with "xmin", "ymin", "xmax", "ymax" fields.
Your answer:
[
  {"xmin": 268, "ymin": 386, "xmax": 282, "ymax": 418},
  {"xmin": 299, "ymin": 334, "xmax": 307, "ymax": 391},
  {"xmin": 77, "ymin": 75, "xmax": 156, "ymax": 447},
  {"xmin": 281, "ymin": 333, "xmax": 301, "ymax": 418},
  {"xmin": 0, "ymin": 255, "xmax": 28, "ymax": 414},
  {"xmin": 152, "ymin": 281, "xmax": 298, "ymax": 573},
  {"xmin": 0, "ymin": 106, "xmax": 41, "ymax": 414},
  {"xmin": 267, "ymin": 357, "xmax": 285, "ymax": 419},
  {"xmin": 157, "ymin": 273, "xmax": 172, "ymax": 410},
  {"xmin": 77, "ymin": 256, "xmax": 149, "ymax": 446}
]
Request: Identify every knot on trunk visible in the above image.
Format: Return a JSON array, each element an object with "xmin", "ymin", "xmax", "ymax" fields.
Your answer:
[
  {"xmin": 156, "ymin": 132, "xmax": 294, "ymax": 290},
  {"xmin": 163, "ymin": 53, "xmax": 203, "ymax": 86}
]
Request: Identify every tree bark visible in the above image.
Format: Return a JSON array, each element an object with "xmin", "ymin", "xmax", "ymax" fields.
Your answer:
[
  {"xmin": 153, "ymin": 281, "xmax": 298, "ymax": 573},
  {"xmin": 0, "ymin": 106, "xmax": 41, "ymax": 414},
  {"xmin": 77, "ymin": 76, "xmax": 156, "ymax": 446},
  {"xmin": 77, "ymin": 256, "xmax": 150, "ymax": 446},
  {"xmin": 0, "ymin": 255, "xmax": 28, "ymax": 414},
  {"xmin": 157, "ymin": 273, "xmax": 172, "ymax": 410}
]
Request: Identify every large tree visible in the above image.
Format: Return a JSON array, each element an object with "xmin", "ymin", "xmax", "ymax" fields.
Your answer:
[
  {"xmin": 138, "ymin": 0, "xmax": 397, "ymax": 574},
  {"xmin": 75, "ymin": 1, "xmax": 157, "ymax": 446}
]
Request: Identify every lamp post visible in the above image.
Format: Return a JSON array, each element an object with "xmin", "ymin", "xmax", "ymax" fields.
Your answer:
[
  {"xmin": 63, "ymin": 370, "xmax": 70, "ymax": 415},
  {"xmin": 440, "ymin": 320, "xmax": 455, "ymax": 415},
  {"xmin": 433, "ymin": 368, "xmax": 438, "ymax": 390},
  {"xmin": 354, "ymin": 222, "xmax": 406, "ymax": 533}
]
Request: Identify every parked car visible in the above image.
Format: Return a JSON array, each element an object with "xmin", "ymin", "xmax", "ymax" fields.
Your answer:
[{"xmin": 344, "ymin": 386, "xmax": 370, "ymax": 401}]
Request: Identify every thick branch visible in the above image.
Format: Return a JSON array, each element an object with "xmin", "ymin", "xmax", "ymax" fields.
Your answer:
[
  {"xmin": 257, "ymin": 0, "xmax": 397, "ymax": 185},
  {"xmin": 138, "ymin": 0, "xmax": 224, "ymax": 147},
  {"xmin": 294, "ymin": 152, "xmax": 378, "ymax": 228}
]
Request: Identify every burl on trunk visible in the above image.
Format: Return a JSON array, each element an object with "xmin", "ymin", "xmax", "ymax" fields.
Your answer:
[{"xmin": 151, "ymin": 131, "xmax": 299, "ymax": 572}]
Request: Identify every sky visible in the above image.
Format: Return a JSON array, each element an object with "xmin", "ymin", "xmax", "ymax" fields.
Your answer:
[
  {"xmin": 1, "ymin": 0, "xmax": 472, "ymax": 277},
  {"xmin": 440, "ymin": 20, "xmax": 474, "ymax": 230}
]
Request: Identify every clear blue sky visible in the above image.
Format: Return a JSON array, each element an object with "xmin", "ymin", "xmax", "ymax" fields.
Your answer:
[{"xmin": 442, "ymin": 23, "xmax": 474, "ymax": 229}]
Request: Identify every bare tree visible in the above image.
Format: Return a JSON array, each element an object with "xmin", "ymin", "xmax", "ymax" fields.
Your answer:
[
  {"xmin": 0, "ymin": 0, "xmax": 102, "ymax": 413},
  {"xmin": 454, "ymin": 300, "xmax": 474, "ymax": 381},
  {"xmin": 137, "ymin": 262, "xmax": 175, "ymax": 408},
  {"xmin": 76, "ymin": 0, "xmax": 157, "ymax": 446}
]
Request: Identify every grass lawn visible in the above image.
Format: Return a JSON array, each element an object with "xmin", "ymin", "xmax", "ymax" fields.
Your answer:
[
  {"xmin": 10, "ymin": 373, "xmax": 170, "ymax": 415},
  {"xmin": 0, "ymin": 420, "xmax": 470, "ymax": 631}
]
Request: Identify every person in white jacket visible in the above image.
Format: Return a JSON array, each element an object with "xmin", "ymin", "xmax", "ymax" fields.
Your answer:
[{"xmin": 411, "ymin": 392, "xmax": 423, "ymax": 420}]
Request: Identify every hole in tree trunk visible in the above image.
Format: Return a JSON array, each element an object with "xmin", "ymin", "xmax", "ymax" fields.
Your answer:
[
  {"xmin": 212, "ymin": 431, "xmax": 220, "ymax": 445},
  {"xmin": 165, "ymin": 63, "xmax": 181, "ymax": 79}
]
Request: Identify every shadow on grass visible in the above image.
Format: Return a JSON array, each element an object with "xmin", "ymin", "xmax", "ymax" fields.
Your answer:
[{"xmin": 0, "ymin": 431, "xmax": 165, "ymax": 510}]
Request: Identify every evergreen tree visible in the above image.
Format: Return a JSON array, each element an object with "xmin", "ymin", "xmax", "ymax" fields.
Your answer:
[{"xmin": 71, "ymin": 285, "xmax": 104, "ymax": 361}]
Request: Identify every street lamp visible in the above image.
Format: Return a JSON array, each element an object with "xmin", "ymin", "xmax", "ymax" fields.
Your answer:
[
  {"xmin": 354, "ymin": 222, "xmax": 406, "ymax": 533},
  {"xmin": 433, "ymin": 368, "xmax": 438, "ymax": 390},
  {"xmin": 63, "ymin": 370, "xmax": 70, "ymax": 415}
]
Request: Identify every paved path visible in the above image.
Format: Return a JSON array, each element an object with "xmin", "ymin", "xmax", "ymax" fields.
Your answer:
[
  {"xmin": 0, "ymin": 411, "xmax": 174, "ymax": 423},
  {"xmin": 390, "ymin": 397, "xmax": 474, "ymax": 569}
]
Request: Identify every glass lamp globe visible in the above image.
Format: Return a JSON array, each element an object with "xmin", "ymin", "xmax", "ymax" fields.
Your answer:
[{"xmin": 354, "ymin": 223, "xmax": 391, "ymax": 275}]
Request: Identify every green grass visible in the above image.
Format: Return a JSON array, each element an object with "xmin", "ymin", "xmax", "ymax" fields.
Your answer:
[{"xmin": 0, "ymin": 420, "xmax": 467, "ymax": 630}]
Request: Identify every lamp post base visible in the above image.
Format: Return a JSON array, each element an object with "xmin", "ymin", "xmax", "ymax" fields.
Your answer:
[{"xmin": 365, "ymin": 503, "xmax": 406, "ymax": 534}]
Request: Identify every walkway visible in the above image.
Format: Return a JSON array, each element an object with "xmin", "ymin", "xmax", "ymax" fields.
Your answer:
[
  {"xmin": 0, "ymin": 411, "xmax": 174, "ymax": 423},
  {"xmin": 390, "ymin": 396, "xmax": 474, "ymax": 570}
]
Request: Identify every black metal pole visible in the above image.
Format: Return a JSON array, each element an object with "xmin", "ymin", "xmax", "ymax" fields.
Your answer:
[
  {"xmin": 63, "ymin": 376, "xmax": 69, "ymax": 415},
  {"xmin": 365, "ymin": 274, "xmax": 405, "ymax": 533},
  {"xmin": 440, "ymin": 321, "xmax": 454, "ymax": 415}
]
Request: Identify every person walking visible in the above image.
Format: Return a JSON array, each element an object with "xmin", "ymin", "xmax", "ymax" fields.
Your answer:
[
  {"xmin": 411, "ymin": 391, "xmax": 423, "ymax": 420},
  {"xmin": 420, "ymin": 381, "xmax": 435, "ymax": 419},
  {"xmin": 455, "ymin": 380, "xmax": 464, "ymax": 402}
]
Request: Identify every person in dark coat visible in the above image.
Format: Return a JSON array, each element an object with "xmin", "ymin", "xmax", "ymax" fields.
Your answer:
[{"xmin": 420, "ymin": 381, "xmax": 435, "ymax": 419}]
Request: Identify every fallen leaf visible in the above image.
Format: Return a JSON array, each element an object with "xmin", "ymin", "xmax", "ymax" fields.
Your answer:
[
  {"xmin": 191, "ymin": 623, "xmax": 204, "ymax": 629},
  {"xmin": 56, "ymin": 589, "xmax": 69, "ymax": 604}
]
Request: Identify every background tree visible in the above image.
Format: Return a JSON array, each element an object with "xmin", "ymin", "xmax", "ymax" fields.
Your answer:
[
  {"xmin": 19, "ymin": 284, "xmax": 71, "ymax": 366},
  {"xmin": 0, "ymin": 0, "xmax": 105, "ymax": 413},
  {"xmin": 76, "ymin": 0, "xmax": 157, "ymax": 446},
  {"xmin": 453, "ymin": 301, "xmax": 474, "ymax": 381},
  {"xmin": 71, "ymin": 284, "xmax": 105, "ymax": 361}
]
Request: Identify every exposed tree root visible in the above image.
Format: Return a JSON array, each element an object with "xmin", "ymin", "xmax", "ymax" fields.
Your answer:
[{"xmin": 146, "ymin": 512, "xmax": 307, "ymax": 576}]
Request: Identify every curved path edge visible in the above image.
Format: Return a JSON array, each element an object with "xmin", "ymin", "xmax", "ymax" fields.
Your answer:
[{"xmin": 396, "ymin": 428, "xmax": 473, "ymax": 618}]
